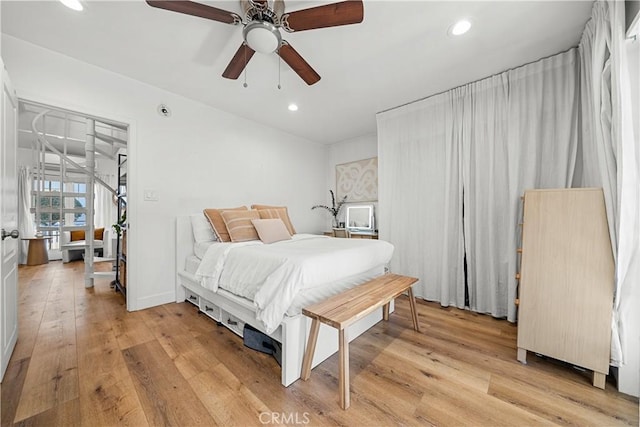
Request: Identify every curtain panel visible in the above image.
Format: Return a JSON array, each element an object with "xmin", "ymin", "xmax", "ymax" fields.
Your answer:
[
  {"xmin": 95, "ymin": 173, "xmax": 116, "ymax": 257},
  {"xmin": 18, "ymin": 167, "xmax": 35, "ymax": 265},
  {"xmin": 578, "ymin": 0, "xmax": 637, "ymax": 366},
  {"xmin": 377, "ymin": 49, "xmax": 579, "ymax": 321},
  {"xmin": 377, "ymin": 93, "xmax": 466, "ymax": 308}
]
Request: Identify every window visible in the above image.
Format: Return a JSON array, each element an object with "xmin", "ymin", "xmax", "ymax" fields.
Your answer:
[{"xmin": 31, "ymin": 179, "xmax": 91, "ymax": 249}]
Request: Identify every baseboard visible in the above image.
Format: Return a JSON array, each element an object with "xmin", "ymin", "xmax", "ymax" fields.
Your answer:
[{"xmin": 132, "ymin": 291, "xmax": 175, "ymax": 311}]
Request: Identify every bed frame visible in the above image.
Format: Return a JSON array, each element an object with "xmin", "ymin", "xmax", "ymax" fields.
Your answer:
[{"xmin": 176, "ymin": 216, "xmax": 390, "ymax": 387}]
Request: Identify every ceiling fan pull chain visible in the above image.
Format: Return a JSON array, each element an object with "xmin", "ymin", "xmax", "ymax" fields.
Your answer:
[
  {"xmin": 278, "ymin": 49, "xmax": 282, "ymax": 90},
  {"xmin": 243, "ymin": 43, "xmax": 248, "ymax": 88}
]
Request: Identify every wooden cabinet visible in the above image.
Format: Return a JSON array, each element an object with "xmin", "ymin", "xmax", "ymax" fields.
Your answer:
[
  {"xmin": 118, "ymin": 258, "xmax": 126, "ymax": 289},
  {"xmin": 517, "ymin": 188, "xmax": 614, "ymax": 388},
  {"xmin": 116, "ymin": 230, "xmax": 127, "ymax": 292},
  {"xmin": 323, "ymin": 230, "xmax": 378, "ymax": 239},
  {"xmin": 349, "ymin": 231, "xmax": 378, "ymax": 239}
]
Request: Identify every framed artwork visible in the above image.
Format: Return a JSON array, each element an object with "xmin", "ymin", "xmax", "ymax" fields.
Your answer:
[{"xmin": 336, "ymin": 157, "xmax": 378, "ymax": 202}]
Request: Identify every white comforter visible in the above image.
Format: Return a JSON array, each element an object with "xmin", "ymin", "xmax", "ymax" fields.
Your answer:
[{"xmin": 195, "ymin": 234, "xmax": 394, "ymax": 333}]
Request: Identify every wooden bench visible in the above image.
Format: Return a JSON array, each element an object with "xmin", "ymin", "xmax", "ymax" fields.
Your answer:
[{"xmin": 300, "ymin": 273, "xmax": 420, "ymax": 409}]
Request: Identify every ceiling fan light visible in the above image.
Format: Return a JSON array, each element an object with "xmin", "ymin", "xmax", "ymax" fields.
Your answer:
[
  {"xmin": 243, "ymin": 21, "xmax": 282, "ymax": 54},
  {"xmin": 60, "ymin": 0, "xmax": 83, "ymax": 11},
  {"xmin": 450, "ymin": 19, "xmax": 472, "ymax": 36}
]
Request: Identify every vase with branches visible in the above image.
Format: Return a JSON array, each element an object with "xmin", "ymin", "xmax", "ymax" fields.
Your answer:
[{"xmin": 312, "ymin": 190, "xmax": 347, "ymax": 228}]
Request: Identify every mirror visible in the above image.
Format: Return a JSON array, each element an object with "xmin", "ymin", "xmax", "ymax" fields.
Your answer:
[{"xmin": 345, "ymin": 205, "xmax": 374, "ymax": 231}]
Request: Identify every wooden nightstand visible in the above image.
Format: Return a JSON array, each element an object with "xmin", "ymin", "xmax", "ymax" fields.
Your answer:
[
  {"xmin": 349, "ymin": 231, "xmax": 378, "ymax": 239},
  {"xmin": 323, "ymin": 230, "xmax": 378, "ymax": 239}
]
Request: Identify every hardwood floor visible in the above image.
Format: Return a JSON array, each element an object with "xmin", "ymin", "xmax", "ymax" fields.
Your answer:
[{"xmin": 1, "ymin": 261, "xmax": 637, "ymax": 426}]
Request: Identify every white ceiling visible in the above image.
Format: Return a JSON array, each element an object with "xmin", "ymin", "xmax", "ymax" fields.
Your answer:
[{"xmin": 1, "ymin": 0, "xmax": 593, "ymax": 144}]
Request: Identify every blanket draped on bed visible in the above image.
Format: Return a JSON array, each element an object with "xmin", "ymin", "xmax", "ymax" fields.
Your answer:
[{"xmin": 195, "ymin": 234, "xmax": 394, "ymax": 333}]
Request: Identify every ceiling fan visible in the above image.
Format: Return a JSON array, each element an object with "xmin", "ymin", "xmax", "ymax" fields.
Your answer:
[{"xmin": 146, "ymin": 0, "xmax": 364, "ymax": 86}]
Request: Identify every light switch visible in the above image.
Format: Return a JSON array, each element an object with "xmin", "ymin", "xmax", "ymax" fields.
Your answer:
[{"xmin": 143, "ymin": 190, "xmax": 159, "ymax": 201}]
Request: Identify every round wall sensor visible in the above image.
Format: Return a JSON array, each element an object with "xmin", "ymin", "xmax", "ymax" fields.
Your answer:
[{"xmin": 157, "ymin": 104, "xmax": 171, "ymax": 117}]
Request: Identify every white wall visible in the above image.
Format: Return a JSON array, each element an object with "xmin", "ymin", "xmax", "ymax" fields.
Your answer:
[
  {"xmin": 2, "ymin": 35, "xmax": 328, "ymax": 311},
  {"xmin": 324, "ymin": 133, "xmax": 378, "ymax": 228}
]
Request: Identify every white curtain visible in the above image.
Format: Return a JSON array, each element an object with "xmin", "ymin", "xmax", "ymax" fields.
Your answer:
[
  {"xmin": 377, "ymin": 92, "xmax": 466, "ymax": 307},
  {"xmin": 461, "ymin": 52, "xmax": 579, "ymax": 320},
  {"xmin": 578, "ymin": 0, "xmax": 637, "ymax": 366},
  {"xmin": 377, "ymin": 50, "xmax": 579, "ymax": 320},
  {"xmin": 95, "ymin": 173, "xmax": 116, "ymax": 256},
  {"xmin": 498, "ymin": 51, "xmax": 579, "ymax": 320},
  {"xmin": 18, "ymin": 167, "xmax": 35, "ymax": 265}
]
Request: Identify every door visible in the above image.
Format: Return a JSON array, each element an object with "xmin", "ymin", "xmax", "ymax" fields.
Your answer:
[{"xmin": 0, "ymin": 58, "xmax": 19, "ymax": 381}]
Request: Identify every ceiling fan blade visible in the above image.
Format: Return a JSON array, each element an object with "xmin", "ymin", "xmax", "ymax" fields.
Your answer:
[
  {"xmin": 282, "ymin": 0, "xmax": 363, "ymax": 32},
  {"xmin": 278, "ymin": 42, "xmax": 321, "ymax": 85},
  {"xmin": 146, "ymin": 1, "xmax": 240, "ymax": 25},
  {"xmin": 222, "ymin": 43, "xmax": 256, "ymax": 80}
]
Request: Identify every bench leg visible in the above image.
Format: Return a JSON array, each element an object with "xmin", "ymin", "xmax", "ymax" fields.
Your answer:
[
  {"xmin": 407, "ymin": 287, "xmax": 420, "ymax": 332},
  {"xmin": 301, "ymin": 318, "xmax": 320, "ymax": 380},
  {"xmin": 383, "ymin": 303, "xmax": 390, "ymax": 321},
  {"xmin": 339, "ymin": 328, "xmax": 350, "ymax": 409}
]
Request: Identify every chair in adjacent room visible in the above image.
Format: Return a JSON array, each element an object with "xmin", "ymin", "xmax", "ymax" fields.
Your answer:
[{"xmin": 61, "ymin": 227, "xmax": 109, "ymax": 262}]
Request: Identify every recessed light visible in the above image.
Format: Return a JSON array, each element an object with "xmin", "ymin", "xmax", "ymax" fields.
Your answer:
[
  {"xmin": 450, "ymin": 19, "xmax": 471, "ymax": 36},
  {"xmin": 288, "ymin": 103, "xmax": 298, "ymax": 112},
  {"xmin": 60, "ymin": 0, "xmax": 83, "ymax": 11}
]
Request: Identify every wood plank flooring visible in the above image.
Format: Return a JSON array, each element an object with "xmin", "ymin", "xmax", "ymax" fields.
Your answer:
[{"xmin": 1, "ymin": 261, "xmax": 637, "ymax": 426}]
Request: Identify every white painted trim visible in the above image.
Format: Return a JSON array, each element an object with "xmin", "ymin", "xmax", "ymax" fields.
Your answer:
[{"xmin": 135, "ymin": 290, "xmax": 176, "ymax": 311}]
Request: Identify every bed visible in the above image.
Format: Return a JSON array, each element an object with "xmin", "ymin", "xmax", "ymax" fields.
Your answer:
[{"xmin": 175, "ymin": 214, "xmax": 395, "ymax": 386}]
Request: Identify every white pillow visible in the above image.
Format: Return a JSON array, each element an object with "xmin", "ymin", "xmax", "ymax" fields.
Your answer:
[
  {"xmin": 191, "ymin": 214, "xmax": 217, "ymax": 243},
  {"xmin": 251, "ymin": 218, "xmax": 292, "ymax": 244},
  {"xmin": 194, "ymin": 241, "xmax": 216, "ymax": 259}
]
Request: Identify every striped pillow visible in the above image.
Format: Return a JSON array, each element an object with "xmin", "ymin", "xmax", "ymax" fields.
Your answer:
[
  {"xmin": 251, "ymin": 205, "xmax": 296, "ymax": 235},
  {"xmin": 221, "ymin": 210, "xmax": 261, "ymax": 242},
  {"xmin": 203, "ymin": 206, "xmax": 248, "ymax": 242}
]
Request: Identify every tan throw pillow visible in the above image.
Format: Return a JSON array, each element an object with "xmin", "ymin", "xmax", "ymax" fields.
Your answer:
[
  {"xmin": 251, "ymin": 204, "xmax": 296, "ymax": 235},
  {"xmin": 70, "ymin": 230, "xmax": 85, "ymax": 241},
  {"xmin": 221, "ymin": 210, "xmax": 261, "ymax": 242},
  {"xmin": 94, "ymin": 227, "xmax": 104, "ymax": 241},
  {"xmin": 251, "ymin": 219, "xmax": 292, "ymax": 244},
  {"xmin": 203, "ymin": 206, "xmax": 248, "ymax": 242}
]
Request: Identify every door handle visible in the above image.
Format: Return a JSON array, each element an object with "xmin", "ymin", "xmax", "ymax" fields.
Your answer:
[{"xmin": 1, "ymin": 229, "xmax": 19, "ymax": 240}]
